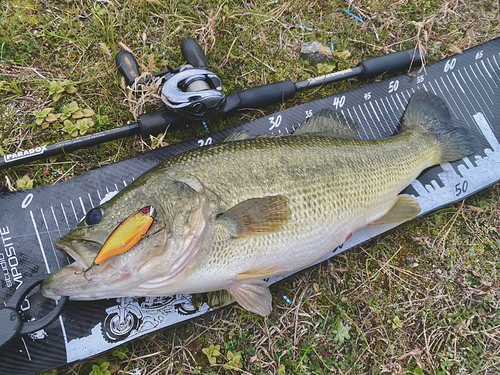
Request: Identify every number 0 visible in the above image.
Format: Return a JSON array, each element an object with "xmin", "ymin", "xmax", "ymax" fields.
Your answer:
[{"xmin": 22, "ymin": 193, "xmax": 34, "ymax": 208}]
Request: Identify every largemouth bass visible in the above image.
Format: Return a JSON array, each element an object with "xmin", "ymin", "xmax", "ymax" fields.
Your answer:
[{"xmin": 41, "ymin": 91, "xmax": 475, "ymax": 316}]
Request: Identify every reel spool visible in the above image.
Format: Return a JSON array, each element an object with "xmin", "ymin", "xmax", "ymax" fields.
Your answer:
[{"xmin": 160, "ymin": 67, "xmax": 226, "ymax": 120}]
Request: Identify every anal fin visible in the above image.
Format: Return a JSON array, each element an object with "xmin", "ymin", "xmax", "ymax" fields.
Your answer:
[
  {"xmin": 370, "ymin": 195, "xmax": 421, "ymax": 225},
  {"xmin": 228, "ymin": 280, "xmax": 272, "ymax": 316},
  {"xmin": 235, "ymin": 266, "xmax": 285, "ymax": 281}
]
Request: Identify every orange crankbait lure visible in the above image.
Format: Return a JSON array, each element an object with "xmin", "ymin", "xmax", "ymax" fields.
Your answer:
[{"xmin": 84, "ymin": 206, "xmax": 155, "ymax": 274}]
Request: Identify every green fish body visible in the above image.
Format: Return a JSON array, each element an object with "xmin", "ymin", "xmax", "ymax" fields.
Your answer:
[{"xmin": 41, "ymin": 91, "xmax": 475, "ymax": 316}]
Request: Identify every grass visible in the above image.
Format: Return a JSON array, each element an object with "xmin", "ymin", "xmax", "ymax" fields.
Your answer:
[{"xmin": 1, "ymin": 0, "xmax": 500, "ymax": 374}]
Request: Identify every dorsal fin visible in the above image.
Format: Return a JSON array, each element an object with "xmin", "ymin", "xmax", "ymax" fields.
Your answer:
[
  {"xmin": 293, "ymin": 108, "xmax": 361, "ymax": 139},
  {"xmin": 223, "ymin": 131, "xmax": 283, "ymax": 142}
]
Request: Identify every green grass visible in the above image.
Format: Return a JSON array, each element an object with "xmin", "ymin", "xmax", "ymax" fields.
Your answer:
[{"xmin": 1, "ymin": 0, "xmax": 500, "ymax": 374}]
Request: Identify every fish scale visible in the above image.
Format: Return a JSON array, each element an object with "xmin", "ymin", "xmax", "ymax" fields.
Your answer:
[
  {"xmin": 170, "ymin": 130, "xmax": 441, "ymax": 283},
  {"xmin": 43, "ymin": 90, "xmax": 468, "ymax": 318}
]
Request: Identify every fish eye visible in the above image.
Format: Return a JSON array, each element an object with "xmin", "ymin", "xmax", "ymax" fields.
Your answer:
[
  {"xmin": 85, "ymin": 207, "xmax": 103, "ymax": 226},
  {"xmin": 141, "ymin": 207, "xmax": 150, "ymax": 215}
]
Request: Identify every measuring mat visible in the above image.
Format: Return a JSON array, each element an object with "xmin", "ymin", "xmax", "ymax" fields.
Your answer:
[{"xmin": 1, "ymin": 38, "xmax": 500, "ymax": 374}]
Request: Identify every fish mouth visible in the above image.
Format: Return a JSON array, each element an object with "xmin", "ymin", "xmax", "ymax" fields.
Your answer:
[
  {"xmin": 42, "ymin": 238, "xmax": 106, "ymax": 300},
  {"xmin": 53, "ymin": 237, "xmax": 102, "ymax": 270}
]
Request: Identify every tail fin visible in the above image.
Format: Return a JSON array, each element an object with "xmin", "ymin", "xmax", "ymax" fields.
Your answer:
[{"xmin": 401, "ymin": 90, "xmax": 476, "ymax": 163}]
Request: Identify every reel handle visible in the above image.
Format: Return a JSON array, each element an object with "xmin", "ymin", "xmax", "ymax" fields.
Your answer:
[
  {"xmin": 115, "ymin": 50, "xmax": 141, "ymax": 87},
  {"xmin": 181, "ymin": 38, "xmax": 208, "ymax": 69}
]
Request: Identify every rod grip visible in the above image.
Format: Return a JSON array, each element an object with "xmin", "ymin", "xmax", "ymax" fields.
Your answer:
[
  {"xmin": 115, "ymin": 50, "xmax": 141, "ymax": 87},
  {"xmin": 180, "ymin": 38, "xmax": 208, "ymax": 69},
  {"xmin": 358, "ymin": 48, "xmax": 425, "ymax": 79},
  {"xmin": 223, "ymin": 81, "xmax": 297, "ymax": 115},
  {"xmin": 137, "ymin": 110, "xmax": 190, "ymax": 138}
]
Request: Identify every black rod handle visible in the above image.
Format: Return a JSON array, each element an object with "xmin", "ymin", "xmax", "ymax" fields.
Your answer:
[
  {"xmin": 180, "ymin": 38, "xmax": 208, "ymax": 69},
  {"xmin": 223, "ymin": 81, "xmax": 297, "ymax": 116},
  {"xmin": 115, "ymin": 50, "xmax": 141, "ymax": 86},
  {"xmin": 358, "ymin": 48, "xmax": 424, "ymax": 79}
]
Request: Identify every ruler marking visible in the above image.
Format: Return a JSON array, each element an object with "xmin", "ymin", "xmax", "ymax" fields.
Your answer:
[
  {"xmin": 50, "ymin": 206, "xmax": 62, "ymax": 238},
  {"xmin": 40, "ymin": 208, "xmax": 61, "ymax": 269},
  {"xmin": 493, "ymin": 54, "xmax": 500, "ymax": 71},
  {"xmin": 433, "ymin": 80, "xmax": 458, "ymax": 118},
  {"xmin": 401, "ymin": 90, "xmax": 409, "ymax": 103},
  {"xmin": 473, "ymin": 112, "xmax": 500, "ymax": 151},
  {"xmin": 395, "ymin": 92, "xmax": 406, "ymax": 112},
  {"xmin": 469, "ymin": 65, "xmax": 494, "ymax": 104},
  {"xmin": 430, "ymin": 180, "xmax": 440, "ymax": 190},
  {"xmin": 440, "ymin": 77, "xmax": 466, "ymax": 120},
  {"xmin": 482, "ymin": 59, "xmax": 498, "ymax": 88},
  {"xmin": 461, "ymin": 68, "xmax": 493, "ymax": 117},
  {"xmin": 447, "ymin": 75, "xmax": 473, "ymax": 121},
  {"xmin": 114, "ymin": 183, "xmax": 119, "ymax": 191},
  {"xmin": 364, "ymin": 103, "xmax": 382, "ymax": 137},
  {"xmin": 451, "ymin": 71, "xmax": 465, "ymax": 93},
  {"xmin": 481, "ymin": 59, "xmax": 494, "ymax": 79},
  {"xmin": 390, "ymin": 95, "xmax": 402, "ymax": 111},
  {"xmin": 375, "ymin": 100, "xmax": 392, "ymax": 132},
  {"xmin": 30, "ymin": 211, "xmax": 50, "ymax": 274},
  {"xmin": 411, "ymin": 180, "xmax": 429, "ymax": 196},
  {"xmin": 487, "ymin": 58, "xmax": 500, "ymax": 81},
  {"xmin": 54, "ymin": 205, "xmax": 73, "ymax": 265},
  {"xmin": 97, "ymin": 190, "xmax": 102, "ymax": 200},
  {"xmin": 463, "ymin": 157, "xmax": 474, "ymax": 170},
  {"xmin": 88, "ymin": 193, "xmax": 94, "ymax": 208},
  {"xmin": 358, "ymin": 104, "xmax": 376, "ymax": 139},
  {"xmin": 384, "ymin": 96, "xmax": 398, "ymax": 123},
  {"xmin": 59, "ymin": 315, "xmax": 69, "ymax": 351},
  {"xmin": 426, "ymin": 81, "xmax": 437, "ymax": 95},
  {"xmin": 60, "ymin": 203, "xmax": 70, "ymax": 229},
  {"xmin": 368, "ymin": 102, "xmax": 381, "ymax": 123},
  {"xmin": 458, "ymin": 69, "xmax": 491, "ymax": 117},
  {"xmin": 123, "ymin": 180, "xmax": 127, "ymax": 187},
  {"xmin": 79, "ymin": 197, "xmax": 86, "ymax": 216},
  {"xmin": 341, "ymin": 110, "xmax": 361, "ymax": 138},
  {"xmin": 21, "ymin": 338, "xmax": 32, "ymax": 361},
  {"xmin": 70, "ymin": 200, "xmax": 78, "ymax": 223},
  {"xmin": 349, "ymin": 107, "xmax": 368, "ymax": 139},
  {"xmin": 475, "ymin": 62, "xmax": 495, "ymax": 94}
]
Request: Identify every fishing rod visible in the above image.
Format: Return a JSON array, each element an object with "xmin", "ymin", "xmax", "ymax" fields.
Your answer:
[{"xmin": 0, "ymin": 39, "xmax": 423, "ymax": 170}]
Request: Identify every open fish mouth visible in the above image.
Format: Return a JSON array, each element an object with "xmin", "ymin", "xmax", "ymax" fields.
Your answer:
[
  {"xmin": 53, "ymin": 238, "xmax": 102, "ymax": 270},
  {"xmin": 42, "ymin": 238, "xmax": 114, "ymax": 299}
]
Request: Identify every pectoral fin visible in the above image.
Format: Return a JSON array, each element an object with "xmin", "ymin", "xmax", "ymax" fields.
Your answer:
[
  {"xmin": 217, "ymin": 195, "xmax": 291, "ymax": 238},
  {"xmin": 228, "ymin": 280, "xmax": 272, "ymax": 316},
  {"xmin": 370, "ymin": 195, "xmax": 421, "ymax": 225}
]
